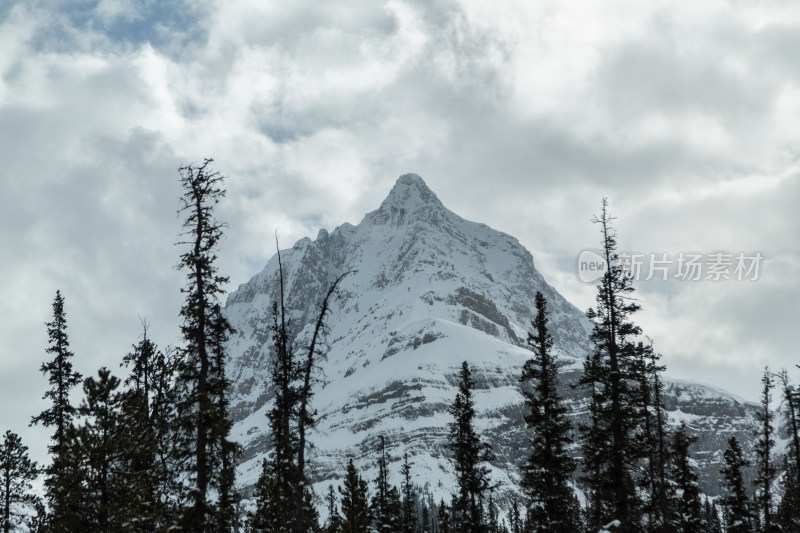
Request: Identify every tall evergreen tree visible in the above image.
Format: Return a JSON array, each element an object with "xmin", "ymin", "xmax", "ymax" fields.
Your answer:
[
  {"xmin": 486, "ymin": 493, "xmax": 499, "ymax": 533},
  {"xmin": 339, "ymin": 459, "xmax": 371, "ymax": 533},
  {"xmin": 30, "ymin": 290, "xmax": 83, "ymax": 527},
  {"xmin": 754, "ymin": 368, "xmax": 777, "ymax": 532},
  {"xmin": 578, "ymin": 199, "xmax": 648, "ymax": 532},
  {"xmin": 120, "ymin": 325, "xmax": 173, "ymax": 529},
  {"xmin": 250, "ymin": 247, "xmax": 341, "ymax": 532},
  {"xmin": 720, "ymin": 437, "xmax": 752, "ymax": 533},
  {"xmin": 174, "ymin": 159, "xmax": 239, "ymax": 530},
  {"xmin": 73, "ymin": 368, "xmax": 133, "ymax": 530},
  {"xmin": 0, "ymin": 431, "xmax": 40, "ymax": 533},
  {"xmin": 639, "ymin": 345, "xmax": 672, "ymax": 533},
  {"xmin": 777, "ymin": 369, "xmax": 800, "ymax": 530},
  {"xmin": 295, "ymin": 272, "xmax": 349, "ymax": 533},
  {"xmin": 778, "ymin": 370, "xmax": 800, "ymax": 480},
  {"xmin": 325, "ymin": 484, "xmax": 342, "ymax": 533},
  {"xmin": 47, "ymin": 367, "xmax": 149, "ymax": 531},
  {"xmin": 668, "ymin": 423, "xmax": 703, "ymax": 532},
  {"xmin": 421, "ymin": 504, "xmax": 431, "ymax": 533},
  {"xmin": 249, "ymin": 295, "xmax": 302, "ymax": 531},
  {"xmin": 519, "ymin": 291, "xmax": 580, "ymax": 533},
  {"xmin": 372, "ymin": 435, "xmax": 400, "ymax": 532},
  {"xmin": 580, "ymin": 353, "xmax": 607, "ymax": 529},
  {"xmin": 43, "ymin": 426, "xmax": 86, "ymax": 531},
  {"xmin": 400, "ymin": 452, "xmax": 416, "ymax": 533},
  {"xmin": 250, "ymin": 454, "xmax": 321, "ymax": 533},
  {"xmin": 121, "ymin": 321, "xmax": 158, "ymax": 402},
  {"xmin": 776, "ymin": 456, "xmax": 800, "ymax": 531},
  {"xmin": 437, "ymin": 499, "xmax": 452, "ymax": 533},
  {"xmin": 249, "ymin": 459, "xmax": 276, "ymax": 532},
  {"xmin": 148, "ymin": 346, "xmax": 183, "ymax": 526},
  {"xmin": 386, "ymin": 486, "xmax": 403, "ymax": 533},
  {"xmin": 447, "ymin": 361, "xmax": 493, "ymax": 533},
  {"xmin": 267, "ymin": 245, "xmax": 301, "ymax": 530},
  {"xmin": 208, "ymin": 312, "xmax": 240, "ymax": 533}
]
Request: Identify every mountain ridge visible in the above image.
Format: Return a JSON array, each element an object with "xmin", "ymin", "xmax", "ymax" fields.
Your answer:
[{"xmin": 224, "ymin": 174, "xmax": 761, "ymax": 506}]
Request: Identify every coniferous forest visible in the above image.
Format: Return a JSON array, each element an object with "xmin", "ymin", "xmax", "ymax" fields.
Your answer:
[{"xmin": 3, "ymin": 164, "xmax": 800, "ymax": 533}]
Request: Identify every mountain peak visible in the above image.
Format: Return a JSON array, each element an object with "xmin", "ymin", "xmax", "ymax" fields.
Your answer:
[
  {"xmin": 396, "ymin": 172, "xmax": 428, "ymax": 187},
  {"xmin": 372, "ymin": 173, "xmax": 446, "ymax": 225},
  {"xmin": 225, "ymin": 171, "xmax": 760, "ymax": 508}
]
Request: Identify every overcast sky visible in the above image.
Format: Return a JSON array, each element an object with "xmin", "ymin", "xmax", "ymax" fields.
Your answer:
[{"xmin": 2, "ymin": 0, "xmax": 798, "ymax": 461}]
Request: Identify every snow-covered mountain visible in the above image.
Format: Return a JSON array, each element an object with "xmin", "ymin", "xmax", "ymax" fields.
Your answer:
[{"xmin": 224, "ymin": 174, "xmax": 760, "ymax": 506}]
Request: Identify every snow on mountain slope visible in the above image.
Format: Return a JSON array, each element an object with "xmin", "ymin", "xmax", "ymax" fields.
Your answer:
[{"xmin": 224, "ymin": 174, "xmax": 760, "ymax": 506}]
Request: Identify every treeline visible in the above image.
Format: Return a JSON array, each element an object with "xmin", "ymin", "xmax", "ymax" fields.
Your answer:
[
  {"xmin": 2, "ymin": 160, "xmax": 241, "ymax": 532},
  {"xmin": 1, "ymin": 168, "xmax": 799, "ymax": 533}
]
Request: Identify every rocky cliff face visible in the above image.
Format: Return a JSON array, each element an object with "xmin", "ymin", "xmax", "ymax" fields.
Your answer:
[{"xmin": 224, "ymin": 174, "xmax": 760, "ymax": 506}]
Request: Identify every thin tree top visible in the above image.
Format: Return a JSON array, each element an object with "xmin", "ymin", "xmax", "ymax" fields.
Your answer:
[
  {"xmin": 176, "ymin": 159, "xmax": 230, "ymax": 300},
  {"xmin": 176, "ymin": 158, "xmax": 229, "ymax": 255}
]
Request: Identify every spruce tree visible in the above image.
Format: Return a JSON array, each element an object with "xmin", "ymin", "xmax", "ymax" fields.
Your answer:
[
  {"xmin": 580, "ymin": 354, "xmax": 607, "ymax": 529},
  {"xmin": 668, "ymin": 423, "xmax": 703, "ymax": 532},
  {"xmin": 372, "ymin": 435, "xmax": 400, "ymax": 532},
  {"xmin": 421, "ymin": 504, "xmax": 431, "ymax": 533},
  {"xmin": 174, "ymin": 159, "xmax": 239, "ymax": 530},
  {"xmin": 447, "ymin": 361, "xmax": 492, "ymax": 533},
  {"xmin": 121, "ymin": 321, "xmax": 158, "ymax": 402},
  {"xmin": 639, "ymin": 345, "xmax": 672, "ymax": 533},
  {"xmin": 44, "ymin": 424, "xmax": 87, "ymax": 530},
  {"xmin": 73, "ymin": 368, "xmax": 132, "ymax": 530},
  {"xmin": 0, "ymin": 431, "xmax": 40, "ymax": 533},
  {"xmin": 148, "ymin": 346, "xmax": 182, "ymax": 526},
  {"xmin": 295, "ymin": 272, "xmax": 349, "ymax": 533},
  {"xmin": 325, "ymin": 484, "xmax": 342, "ymax": 533},
  {"xmin": 249, "ymin": 459, "xmax": 276, "ymax": 532},
  {"xmin": 400, "ymin": 452, "xmax": 416, "ymax": 533},
  {"xmin": 120, "ymin": 325, "xmax": 173, "ymax": 530},
  {"xmin": 46, "ymin": 367, "xmax": 142, "ymax": 530},
  {"xmin": 340, "ymin": 459, "xmax": 370, "ymax": 533},
  {"xmin": 578, "ymin": 199, "xmax": 648, "ymax": 532},
  {"xmin": 438, "ymin": 499, "xmax": 452, "ymax": 533},
  {"xmin": 249, "ymin": 298, "xmax": 301, "ymax": 531},
  {"xmin": 754, "ymin": 368, "xmax": 777, "ymax": 532},
  {"xmin": 486, "ymin": 493, "xmax": 500, "ymax": 533},
  {"xmin": 272, "ymin": 247, "xmax": 300, "ymax": 526},
  {"xmin": 778, "ymin": 370, "xmax": 800, "ymax": 480},
  {"xmin": 777, "ymin": 369, "xmax": 800, "ymax": 530},
  {"xmin": 519, "ymin": 291, "xmax": 580, "ymax": 533},
  {"xmin": 250, "ymin": 249, "xmax": 341, "ymax": 532},
  {"xmin": 209, "ymin": 313, "xmax": 240, "ymax": 533},
  {"xmin": 776, "ymin": 456, "xmax": 800, "ymax": 531},
  {"xmin": 720, "ymin": 437, "xmax": 752, "ymax": 533},
  {"xmin": 386, "ymin": 486, "xmax": 403, "ymax": 532},
  {"xmin": 31, "ymin": 290, "xmax": 83, "ymax": 527}
]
